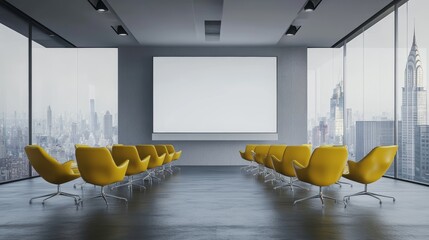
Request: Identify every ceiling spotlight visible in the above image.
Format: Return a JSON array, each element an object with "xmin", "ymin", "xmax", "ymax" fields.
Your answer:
[
  {"xmin": 112, "ymin": 25, "xmax": 128, "ymax": 36},
  {"xmin": 304, "ymin": 1, "xmax": 315, "ymax": 12},
  {"xmin": 88, "ymin": 0, "xmax": 108, "ymax": 12},
  {"xmin": 285, "ymin": 25, "xmax": 301, "ymax": 36}
]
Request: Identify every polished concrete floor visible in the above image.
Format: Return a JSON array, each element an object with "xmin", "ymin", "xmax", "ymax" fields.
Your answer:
[{"xmin": 1, "ymin": 166, "xmax": 429, "ymax": 240}]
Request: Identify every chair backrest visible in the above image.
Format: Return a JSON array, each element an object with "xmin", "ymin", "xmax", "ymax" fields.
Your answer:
[
  {"xmin": 75, "ymin": 147, "xmax": 119, "ymax": 183},
  {"xmin": 254, "ymin": 145, "xmax": 270, "ymax": 155},
  {"xmin": 356, "ymin": 145, "xmax": 398, "ymax": 182},
  {"xmin": 24, "ymin": 145, "xmax": 64, "ymax": 183},
  {"xmin": 75, "ymin": 144, "xmax": 90, "ymax": 149},
  {"xmin": 305, "ymin": 146, "xmax": 348, "ymax": 186},
  {"xmin": 112, "ymin": 145, "xmax": 142, "ymax": 172},
  {"xmin": 280, "ymin": 145, "xmax": 312, "ymax": 177},
  {"xmin": 245, "ymin": 144, "xmax": 257, "ymax": 154},
  {"xmin": 166, "ymin": 145, "xmax": 175, "ymax": 154},
  {"xmin": 136, "ymin": 145, "xmax": 161, "ymax": 159},
  {"xmin": 155, "ymin": 145, "xmax": 173, "ymax": 163},
  {"xmin": 268, "ymin": 145, "xmax": 286, "ymax": 159}
]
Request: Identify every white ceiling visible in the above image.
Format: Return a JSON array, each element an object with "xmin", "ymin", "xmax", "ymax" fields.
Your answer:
[{"xmin": 7, "ymin": 0, "xmax": 393, "ymax": 47}]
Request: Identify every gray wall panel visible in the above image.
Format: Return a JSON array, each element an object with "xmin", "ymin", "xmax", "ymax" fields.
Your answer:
[{"xmin": 118, "ymin": 47, "xmax": 307, "ymax": 165}]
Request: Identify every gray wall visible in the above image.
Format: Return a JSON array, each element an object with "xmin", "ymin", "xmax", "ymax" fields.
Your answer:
[{"xmin": 118, "ymin": 47, "xmax": 307, "ymax": 165}]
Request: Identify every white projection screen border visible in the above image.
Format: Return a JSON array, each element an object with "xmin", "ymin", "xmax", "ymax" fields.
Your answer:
[{"xmin": 152, "ymin": 56, "xmax": 278, "ymax": 141}]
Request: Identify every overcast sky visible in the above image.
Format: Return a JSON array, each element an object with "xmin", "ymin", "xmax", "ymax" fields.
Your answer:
[{"xmin": 0, "ymin": 22, "xmax": 117, "ymax": 121}]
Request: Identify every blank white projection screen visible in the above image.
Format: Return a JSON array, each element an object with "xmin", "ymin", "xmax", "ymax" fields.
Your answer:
[{"xmin": 153, "ymin": 57, "xmax": 277, "ymax": 133}]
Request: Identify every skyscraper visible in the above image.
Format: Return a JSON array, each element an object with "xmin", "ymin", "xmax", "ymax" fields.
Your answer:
[
  {"xmin": 103, "ymin": 111, "xmax": 113, "ymax": 142},
  {"xmin": 90, "ymin": 99, "xmax": 96, "ymax": 132},
  {"xmin": 400, "ymin": 31, "xmax": 427, "ymax": 180},
  {"xmin": 47, "ymin": 105, "xmax": 52, "ymax": 138},
  {"xmin": 329, "ymin": 83, "xmax": 344, "ymax": 144}
]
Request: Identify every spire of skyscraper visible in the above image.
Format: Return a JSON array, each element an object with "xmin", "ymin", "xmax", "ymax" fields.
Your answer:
[{"xmin": 400, "ymin": 30, "xmax": 427, "ymax": 180}]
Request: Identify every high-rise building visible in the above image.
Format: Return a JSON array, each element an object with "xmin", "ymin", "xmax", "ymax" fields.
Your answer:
[
  {"xmin": 90, "ymin": 99, "xmax": 96, "ymax": 132},
  {"xmin": 400, "ymin": 32, "xmax": 427, "ymax": 180},
  {"xmin": 71, "ymin": 122, "xmax": 78, "ymax": 143},
  {"xmin": 328, "ymin": 83, "xmax": 344, "ymax": 145},
  {"xmin": 47, "ymin": 106, "xmax": 52, "ymax": 138},
  {"xmin": 415, "ymin": 125, "xmax": 429, "ymax": 182},
  {"xmin": 103, "ymin": 111, "xmax": 113, "ymax": 142},
  {"xmin": 355, "ymin": 121, "xmax": 394, "ymax": 165}
]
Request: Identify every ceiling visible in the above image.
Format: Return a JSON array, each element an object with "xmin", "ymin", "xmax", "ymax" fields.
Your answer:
[{"xmin": 7, "ymin": 0, "xmax": 393, "ymax": 47}]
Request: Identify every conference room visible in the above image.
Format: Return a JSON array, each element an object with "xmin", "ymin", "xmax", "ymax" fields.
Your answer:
[{"xmin": 1, "ymin": 0, "xmax": 429, "ymax": 239}]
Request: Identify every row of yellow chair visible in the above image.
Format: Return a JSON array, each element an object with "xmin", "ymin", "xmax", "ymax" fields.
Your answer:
[
  {"xmin": 240, "ymin": 144, "xmax": 398, "ymax": 207},
  {"xmin": 25, "ymin": 144, "xmax": 182, "ymax": 206}
]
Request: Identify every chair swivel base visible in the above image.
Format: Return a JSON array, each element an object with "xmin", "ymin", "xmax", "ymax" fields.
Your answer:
[
  {"xmin": 111, "ymin": 176, "xmax": 146, "ymax": 191},
  {"xmin": 274, "ymin": 177, "xmax": 307, "ymax": 191},
  {"xmin": 293, "ymin": 186, "xmax": 338, "ymax": 207},
  {"xmin": 29, "ymin": 185, "xmax": 81, "ymax": 205},
  {"xmin": 343, "ymin": 184, "xmax": 395, "ymax": 207},
  {"xmin": 335, "ymin": 181, "xmax": 353, "ymax": 188},
  {"xmin": 83, "ymin": 186, "xmax": 127, "ymax": 207}
]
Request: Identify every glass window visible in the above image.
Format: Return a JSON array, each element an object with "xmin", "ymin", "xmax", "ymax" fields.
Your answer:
[
  {"xmin": 397, "ymin": 0, "xmax": 429, "ymax": 183},
  {"xmin": 308, "ymin": 48, "xmax": 344, "ymax": 147},
  {"xmin": 32, "ymin": 46, "xmax": 118, "ymax": 163},
  {"xmin": 0, "ymin": 22, "xmax": 29, "ymax": 182}
]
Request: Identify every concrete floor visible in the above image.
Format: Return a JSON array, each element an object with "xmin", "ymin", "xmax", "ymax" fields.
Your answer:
[{"xmin": 0, "ymin": 166, "xmax": 428, "ymax": 240}]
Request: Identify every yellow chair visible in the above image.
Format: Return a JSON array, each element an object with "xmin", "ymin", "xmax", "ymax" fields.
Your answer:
[
  {"xmin": 166, "ymin": 144, "xmax": 182, "ymax": 160},
  {"xmin": 272, "ymin": 145, "xmax": 311, "ymax": 190},
  {"xmin": 25, "ymin": 145, "xmax": 81, "ymax": 205},
  {"xmin": 75, "ymin": 147, "xmax": 129, "ymax": 206},
  {"xmin": 111, "ymin": 145, "xmax": 150, "ymax": 190},
  {"xmin": 155, "ymin": 145, "xmax": 175, "ymax": 175},
  {"xmin": 263, "ymin": 145, "xmax": 287, "ymax": 182},
  {"xmin": 239, "ymin": 144, "xmax": 256, "ymax": 170},
  {"xmin": 293, "ymin": 146, "xmax": 348, "ymax": 206},
  {"xmin": 73, "ymin": 144, "xmax": 90, "ymax": 189},
  {"xmin": 343, "ymin": 146, "xmax": 398, "ymax": 206},
  {"xmin": 252, "ymin": 145, "xmax": 271, "ymax": 175},
  {"xmin": 166, "ymin": 144, "xmax": 181, "ymax": 171},
  {"xmin": 136, "ymin": 145, "xmax": 166, "ymax": 184},
  {"xmin": 319, "ymin": 145, "xmax": 353, "ymax": 188}
]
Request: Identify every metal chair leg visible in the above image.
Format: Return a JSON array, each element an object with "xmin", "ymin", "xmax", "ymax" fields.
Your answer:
[
  {"xmin": 29, "ymin": 185, "xmax": 81, "ymax": 205},
  {"xmin": 343, "ymin": 184, "xmax": 396, "ymax": 207},
  {"xmin": 294, "ymin": 186, "xmax": 338, "ymax": 207}
]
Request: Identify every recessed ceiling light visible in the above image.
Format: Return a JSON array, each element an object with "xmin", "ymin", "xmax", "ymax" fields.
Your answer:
[
  {"xmin": 88, "ymin": 0, "xmax": 108, "ymax": 12},
  {"xmin": 285, "ymin": 25, "xmax": 301, "ymax": 36},
  {"xmin": 111, "ymin": 25, "xmax": 128, "ymax": 36},
  {"xmin": 304, "ymin": 1, "xmax": 315, "ymax": 12}
]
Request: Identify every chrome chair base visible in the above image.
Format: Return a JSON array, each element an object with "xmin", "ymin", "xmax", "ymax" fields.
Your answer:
[
  {"xmin": 293, "ymin": 187, "xmax": 338, "ymax": 207},
  {"xmin": 111, "ymin": 176, "xmax": 146, "ymax": 191},
  {"xmin": 83, "ymin": 186, "xmax": 127, "ymax": 207},
  {"xmin": 73, "ymin": 181, "xmax": 86, "ymax": 189},
  {"xmin": 335, "ymin": 180, "xmax": 353, "ymax": 188},
  {"xmin": 274, "ymin": 177, "xmax": 307, "ymax": 191},
  {"xmin": 29, "ymin": 185, "xmax": 81, "ymax": 205},
  {"xmin": 343, "ymin": 184, "xmax": 395, "ymax": 207}
]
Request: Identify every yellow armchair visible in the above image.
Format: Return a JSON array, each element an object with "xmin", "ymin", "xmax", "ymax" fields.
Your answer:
[
  {"xmin": 166, "ymin": 144, "xmax": 182, "ymax": 172},
  {"xmin": 111, "ymin": 145, "xmax": 150, "ymax": 190},
  {"xmin": 252, "ymin": 145, "xmax": 270, "ymax": 175},
  {"xmin": 75, "ymin": 147, "xmax": 129, "ymax": 206},
  {"xmin": 263, "ymin": 145, "xmax": 287, "ymax": 183},
  {"xmin": 292, "ymin": 146, "xmax": 348, "ymax": 206},
  {"xmin": 155, "ymin": 145, "xmax": 175, "ymax": 175},
  {"xmin": 272, "ymin": 145, "xmax": 311, "ymax": 190},
  {"xmin": 136, "ymin": 145, "xmax": 166, "ymax": 183},
  {"xmin": 25, "ymin": 145, "xmax": 81, "ymax": 205},
  {"xmin": 239, "ymin": 144, "xmax": 256, "ymax": 162},
  {"xmin": 343, "ymin": 145, "xmax": 398, "ymax": 206}
]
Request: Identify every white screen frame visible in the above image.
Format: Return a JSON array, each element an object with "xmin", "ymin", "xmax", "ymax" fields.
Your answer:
[{"xmin": 152, "ymin": 56, "xmax": 278, "ymax": 141}]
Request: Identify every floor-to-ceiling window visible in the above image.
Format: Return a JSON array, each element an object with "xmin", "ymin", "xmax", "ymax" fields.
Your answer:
[
  {"xmin": 397, "ymin": 0, "xmax": 429, "ymax": 183},
  {"xmin": 0, "ymin": 2, "xmax": 118, "ymax": 183},
  {"xmin": 307, "ymin": 48, "xmax": 343, "ymax": 148},
  {"xmin": 0, "ymin": 20, "xmax": 29, "ymax": 182},
  {"xmin": 32, "ymin": 47, "xmax": 118, "ymax": 163}
]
